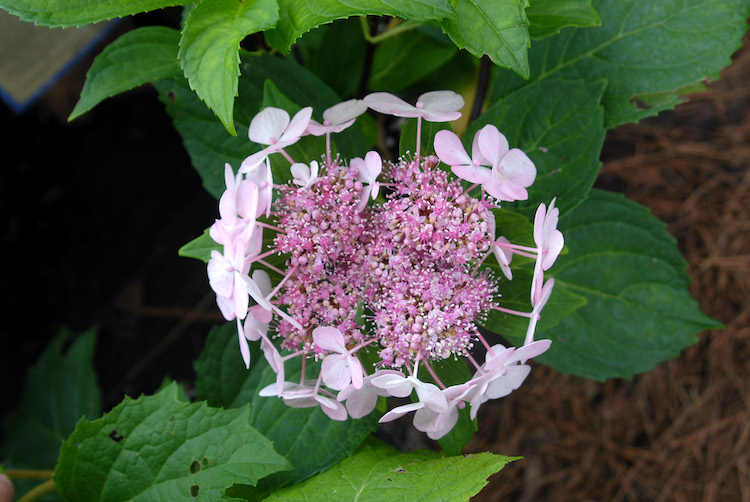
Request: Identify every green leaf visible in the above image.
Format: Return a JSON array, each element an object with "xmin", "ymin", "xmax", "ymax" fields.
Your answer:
[
  {"xmin": 294, "ymin": 18, "xmax": 366, "ymax": 98},
  {"xmin": 69, "ymin": 26, "xmax": 182, "ymax": 121},
  {"xmin": 178, "ymin": 227, "xmax": 220, "ymax": 263},
  {"xmin": 469, "ymin": 78, "xmax": 607, "ymax": 217},
  {"xmin": 54, "ymin": 383, "xmax": 291, "ymax": 501},
  {"xmin": 194, "ymin": 324, "xmax": 378, "ymax": 497},
  {"xmin": 538, "ymin": 190, "xmax": 721, "ymax": 380},
  {"xmin": 178, "ymin": 0, "xmax": 280, "ymax": 135},
  {"xmin": 526, "ymin": 0, "xmax": 600, "ymax": 39},
  {"xmin": 156, "ymin": 52, "xmax": 368, "ymax": 198},
  {"xmin": 369, "ymin": 26, "xmax": 457, "ymax": 92},
  {"xmin": 440, "ymin": 0, "xmax": 530, "ymax": 78},
  {"xmin": 265, "ymin": 437, "xmax": 517, "ymax": 501},
  {"xmin": 0, "ymin": 0, "xmax": 190, "ymax": 26},
  {"xmin": 2, "ymin": 328, "xmax": 100, "ymax": 469},
  {"xmin": 265, "ymin": 0, "xmax": 455, "ymax": 52},
  {"xmin": 491, "ymin": 0, "xmax": 750, "ymax": 127}
]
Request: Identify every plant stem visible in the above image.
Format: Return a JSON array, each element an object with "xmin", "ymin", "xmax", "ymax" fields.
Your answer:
[
  {"xmin": 359, "ymin": 17, "xmax": 422, "ymax": 44},
  {"xmin": 18, "ymin": 479, "xmax": 56, "ymax": 502},
  {"xmin": 3, "ymin": 470, "xmax": 54, "ymax": 480},
  {"xmin": 470, "ymin": 55, "xmax": 492, "ymax": 121}
]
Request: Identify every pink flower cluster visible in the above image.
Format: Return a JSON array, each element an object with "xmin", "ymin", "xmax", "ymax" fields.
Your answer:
[{"xmin": 205, "ymin": 91, "xmax": 564, "ymax": 439}]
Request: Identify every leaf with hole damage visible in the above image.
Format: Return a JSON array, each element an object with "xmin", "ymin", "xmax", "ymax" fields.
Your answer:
[
  {"xmin": 0, "ymin": 0, "xmax": 189, "ymax": 26},
  {"xmin": 54, "ymin": 383, "xmax": 291, "ymax": 501},
  {"xmin": 440, "ymin": 0, "xmax": 530, "ymax": 78},
  {"xmin": 265, "ymin": 437, "xmax": 517, "ymax": 501},
  {"xmin": 178, "ymin": 0, "xmax": 279, "ymax": 135},
  {"xmin": 264, "ymin": 0, "xmax": 455, "ymax": 51},
  {"xmin": 69, "ymin": 26, "xmax": 183, "ymax": 121}
]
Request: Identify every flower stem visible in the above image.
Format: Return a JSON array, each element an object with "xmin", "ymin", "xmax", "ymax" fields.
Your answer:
[
  {"xmin": 18, "ymin": 479, "xmax": 56, "ymax": 502},
  {"xmin": 3, "ymin": 470, "xmax": 53, "ymax": 480}
]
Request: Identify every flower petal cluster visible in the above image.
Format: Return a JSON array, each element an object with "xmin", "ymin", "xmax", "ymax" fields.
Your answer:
[{"xmin": 203, "ymin": 92, "xmax": 564, "ymax": 439}]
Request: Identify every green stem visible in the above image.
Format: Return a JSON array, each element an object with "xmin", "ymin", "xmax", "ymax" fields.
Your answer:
[
  {"xmin": 359, "ymin": 16, "xmax": 422, "ymax": 44},
  {"xmin": 4, "ymin": 470, "xmax": 54, "ymax": 480},
  {"xmin": 18, "ymin": 479, "xmax": 56, "ymax": 502}
]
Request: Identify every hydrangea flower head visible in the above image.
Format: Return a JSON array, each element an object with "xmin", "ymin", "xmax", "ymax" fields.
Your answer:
[{"xmin": 203, "ymin": 91, "xmax": 563, "ymax": 439}]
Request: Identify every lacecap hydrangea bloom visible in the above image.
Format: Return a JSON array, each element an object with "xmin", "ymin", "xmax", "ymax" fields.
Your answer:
[{"xmin": 206, "ymin": 91, "xmax": 563, "ymax": 439}]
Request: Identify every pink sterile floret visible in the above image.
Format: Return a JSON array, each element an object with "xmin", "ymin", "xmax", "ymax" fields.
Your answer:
[
  {"xmin": 313, "ymin": 326, "xmax": 365, "ymax": 391},
  {"xmin": 306, "ymin": 99, "xmax": 368, "ymax": 136},
  {"xmin": 364, "ymin": 91, "xmax": 464, "ymax": 122}
]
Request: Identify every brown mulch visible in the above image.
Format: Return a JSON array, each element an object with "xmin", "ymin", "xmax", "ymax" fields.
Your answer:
[{"xmin": 468, "ymin": 34, "xmax": 750, "ymax": 502}]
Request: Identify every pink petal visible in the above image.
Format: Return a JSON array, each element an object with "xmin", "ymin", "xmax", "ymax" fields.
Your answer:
[
  {"xmin": 207, "ymin": 251, "xmax": 233, "ymax": 298},
  {"xmin": 499, "ymin": 148, "xmax": 536, "ymax": 188},
  {"xmin": 249, "ymin": 107, "xmax": 290, "ymax": 144},
  {"xmin": 486, "ymin": 365, "xmax": 531, "ymax": 399},
  {"xmin": 237, "ymin": 319, "xmax": 251, "ymax": 369},
  {"xmin": 379, "ymin": 402, "xmax": 424, "ymax": 423},
  {"xmin": 434, "ymin": 130, "xmax": 472, "ymax": 167},
  {"xmin": 313, "ymin": 326, "xmax": 346, "ymax": 352},
  {"xmin": 324, "ymin": 99, "xmax": 367, "ymax": 125},
  {"xmin": 339, "ymin": 385, "xmax": 378, "ymax": 419},
  {"xmin": 314, "ymin": 395, "xmax": 348, "ymax": 421},
  {"xmin": 321, "ymin": 354, "xmax": 352, "ymax": 391},
  {"xmin": 370, "ymin": 373, "xmax": 412, "ymax": 398},
  {"xmin": 477, "ymin": 125, "xmax": 510, "ymax": 166},
  {"xmin": 364, "ymin": 92, "xmax": 420, "ymax": 118},
  {"xmin": 279, "ymin": 106, "xmax": 313, "ymax": 145},
  {"xmin": 509, "ymin": 339, "xmax": 552, "ymax": 364},
  {"xmin": 418, "ymin": 90, "xmax": 464, "ymax": 122},
  {"xmin": 216, "ymin": 295, "xmax": 236, "ymax": 321},
  {"xmin": 414, "ymin": 382, "xmax": 448, "ymax": 413}
]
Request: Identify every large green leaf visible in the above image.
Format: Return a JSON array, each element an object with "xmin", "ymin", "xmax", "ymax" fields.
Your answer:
[
  {"xmin": 264, "ymin": 0, "xmax": 455, "ymax": 51},
  {"xmin": 69, "ymin": 26, "xmax": 182, "ymax": 121},
  {"xmin": 526, "ymin": 0, "xmax": 600, "ymax": 39},
  {"xmin": 156, "ymin": 52, "xmax": 369, "ymax": 198},
  {"xmin": 0, "ymin": 0, "xmax": 189, "ymax": 26},
  {"xmin": 491, "ymin": 0, "xmax": 750, "ymax": 127},
  {"xmin": 265, "ymin": 437, "xmax": 517, "ymax": 501},
  {"xmin": 537, "ymin": 190, "xmax": 720, "ymax": 380},
  {"xmin": 194, "ymin": 324, "xmax": 378, "ymax": 498},
  {"xmin": 369, "ymin": 26, "xmax": 457, "ymax": 92},
  {"xmin": 178, "ymin": 0, "xmax": 280, "ymax": 135},
  {"xmin": 54, "ymin": 383, "xmax": 291, "ymax": 501},
  {"xmin": 2, "ymin": 328, "xmax": 100, "ymax": 469},
  {"xmin": 468, "ymin": 78, "xmax": 607, "ymax": 217},
  {"xmin": 440, "ymin": 0, "xmax": 530, "ymax": 78}
]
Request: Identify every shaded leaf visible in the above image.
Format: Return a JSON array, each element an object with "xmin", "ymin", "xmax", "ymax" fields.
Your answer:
[
  {"xmin": 70, "ymin": 26, "xmax": 182, "ymax": 121},
  {"xmin": 178, "ymin": 228, "xmax": 220, "ymax": 263},
  {"xmin": 491, "ymin": 0, "xmax": 750, "ymax": 126},
  {"xmin": 539, "ymin": 190, "xmax": 721, "ymax": 380},
  {"xmin": 468, "ymin": 78, "xmax": 606, "ymax": 217},
  {"xmin": 2, "ymin": 328, "xmax": 100, "ymax": 469}
]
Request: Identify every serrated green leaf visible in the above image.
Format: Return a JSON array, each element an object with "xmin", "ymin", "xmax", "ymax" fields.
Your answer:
[
  {"xmin": 265, "ymin": 437, "xmax": 516, "ymax": 501},
  {"xmin": 54, "ymin": 383, "xmax": 291, "ymax": 501},
  {"xmin": 369, "ymin": 27, "xmax": 457, "ymax": 92},
  {"xmin": 0, "ymin": 0, "xmax": 189, "ymax": 26},
  {"xmin": 537, "ymin": 190, "xmax": 721, "ymax": 380},
  {"xmin": 194, "ymin": 324, "xmax": 378, "ymax": 497},
  {"xmin": 468, "ymin": 78, "xmax": 606, "ymax": 217},
  {"xmin": 526, "ymin": 0, "xmax": 600, "ymax": 39},
  {"xmin": 440, "ymin": 0, "xmax": 530, "ymax": 78},
  {"xmin": 2, "ymin": 328, "xmax": 100, "ymax": 469},
  {"xmin": 178, "ymin": 227, "xmax": 220, "ymax": 263},
  {"xmin": 491, "ymin": 0, "xmax": 750, "ymax": 127},
  {"xmin": 156, "ymin": 52, "xmax": 369, "ymax": 198},
  {"xmin": 178, "ymin": 0, "xmax": 280, "ymax": 135},
  {"xmin": 264, "ymin": 0, "xmax": 455, "ymax": 52},
  {"xmin": 69, "ymin": 26, "xmax": 182, "ymax": 121}
]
